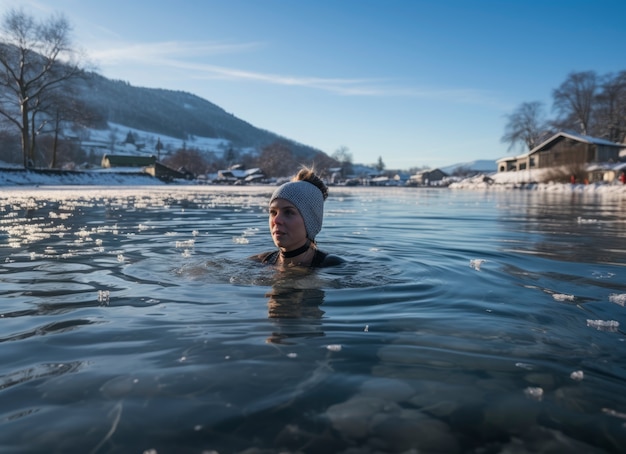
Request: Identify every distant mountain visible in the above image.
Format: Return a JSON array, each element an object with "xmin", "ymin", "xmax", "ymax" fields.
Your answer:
[
  {"xmin": 75, "ymin": 72, "xmax": 326, "ymax": 160},
  {"xmin": 440, "ymin": 159, "xmax": 497, "ymax": 175}
]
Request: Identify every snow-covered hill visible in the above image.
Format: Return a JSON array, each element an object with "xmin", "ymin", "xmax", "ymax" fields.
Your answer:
[
  {"xmin": 82, "ymin": 122, "xmax": 234, "ymax": 161},
  {"xmin": 74, "ymin": 73, "xmax": 325, "ymax": 161}
]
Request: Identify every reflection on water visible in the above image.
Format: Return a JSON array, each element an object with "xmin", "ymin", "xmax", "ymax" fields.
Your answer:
[
  {"xmin": 266, "ymin": 286, "xmax": 326, "ymax": 319},
  {"xmin": 499, "ymin": 191, "xmax": 626, "ymax": 264},
  {"xmin": 266, "ymin": 285, "xmax": 326, "ymax": 344},
  {"xmin": 0, "ymin": 186, "xmax": 625, "ymax": 453}
]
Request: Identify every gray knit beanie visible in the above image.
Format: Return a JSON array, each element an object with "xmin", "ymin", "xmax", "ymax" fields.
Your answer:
[{"xmin": 270, "ymin": 180, "xmax": 324, "ymax": 240}]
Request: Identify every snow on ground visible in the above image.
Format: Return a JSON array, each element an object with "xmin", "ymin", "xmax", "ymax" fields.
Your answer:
[
  {"xmin": 2, "ymin": 165, "xmax": 626, "ymax": 195},
  {"xmin": 100, "ymin": 122, "xmax": 233, "ymax": 155},
  {"xmin": 449, "ymin": 168, "xmax": 626, "ymax": 194},
  {"xmin": 0, "ymin": 168, "xmax": 168, "ymax": 186}
]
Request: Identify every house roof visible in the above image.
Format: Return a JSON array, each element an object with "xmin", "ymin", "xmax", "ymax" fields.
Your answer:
[
  {"xmin": 527, "ymin": 131, "xmax": 625, "ymax": 157},
  {"xmin": 103, "ymin": 154, "xmax": 156, "ymax": 167},
  {"xmin": 496, "ymin": 156, "xmax": 518, "ymax": 163},
  {"xmin": 496, "ymin": 131, "xmax": 626, "ymax": 163},
  {"xmin": 413, "ymin": 168, "xmax": 446, "ymax": 176},
  {"xmin": 218, "ymin": 167, "xmax": 263, "ymax": 179}
]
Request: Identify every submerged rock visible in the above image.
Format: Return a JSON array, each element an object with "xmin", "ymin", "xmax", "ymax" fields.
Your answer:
[{"xmin": 326, "ymin": 395, "xmax": 458, "ymax": 453}]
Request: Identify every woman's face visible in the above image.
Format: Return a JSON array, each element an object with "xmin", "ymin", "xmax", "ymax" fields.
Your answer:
[{"xmin": 269, "ymin": 198, "xmax": 308, "ymax": 251}]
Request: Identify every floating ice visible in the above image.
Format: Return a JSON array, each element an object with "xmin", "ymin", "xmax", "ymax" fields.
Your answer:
[
  {"xmin": 609, "ymin": 293, "xmax": 626, "ymax": 307},
  {"xmin": 592, "ymin": 271, "xmax": 615, "ymax": 279},
  {"xmin": 524, "ymin": 386, "xmax": 543, "ymax": 401},
  {"xmin": 175, "ymin": 239, "xmax": 195, "ymax": 248},
  {"xmin": 570, "ymin": 370, "xmax": 584, "ymax": 381},
  {"xmin": 469, "ymin": 259, "xmax": 486, "ymax": 271},
  {"xmin": 326, "ymin": 344, "xmax": 342, "ymax": 352},
  {"xmin": 586, "ymin": 319, "xmax": 619, "ymax": 332},
  {"xmin": 552, "ymin": 293, "xmax": 575, "ymax": 302}
]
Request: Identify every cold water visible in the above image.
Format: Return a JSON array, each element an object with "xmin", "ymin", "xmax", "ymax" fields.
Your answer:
[{"xmin": 1, "ymin": 185, "xmax": 625, "ymax": 454}]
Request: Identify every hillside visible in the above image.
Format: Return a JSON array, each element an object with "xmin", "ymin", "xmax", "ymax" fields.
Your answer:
[{"xmin": 74, "ymin": 72, "xmax": 326, "ymax": 160}]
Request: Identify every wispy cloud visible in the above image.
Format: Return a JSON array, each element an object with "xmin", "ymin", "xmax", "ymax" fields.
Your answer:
[
  {"xmin": 91, "ymin": 40, "xmax": 504, "ymax": 108},
  {"xmin": 183, "ymin": 62, "xmax": 506, "ymax": 108},
  {"xmin": 90, "ymin": 40, "xmax": 263, "ymax": 64}
]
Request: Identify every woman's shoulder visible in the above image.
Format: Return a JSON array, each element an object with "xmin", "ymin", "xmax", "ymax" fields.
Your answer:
[
  {"xmin": 250, "ymin": 249, "xmax": 343, "ymax": 267},
  {"xmin": 312, "ymin": 250, "xmax": 345, "ymax": 267},
  {"xmin": 249, "ymin": 250, "xmax": 278, "ymax": 264}
]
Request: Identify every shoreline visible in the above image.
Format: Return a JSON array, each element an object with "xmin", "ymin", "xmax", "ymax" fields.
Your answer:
[{"xmin": 2, "ymin": 168, "xmax": 626, "ymax": 195}]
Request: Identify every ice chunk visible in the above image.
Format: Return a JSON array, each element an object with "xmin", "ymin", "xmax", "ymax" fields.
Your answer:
[
  {"xmin": 586, "ymin": 319, "xmax": 619, "ymax": 332},
  {"xmin": 570, "ymin": 370, "xmax": 584, "ymax": 381},
  {"xmin": 469, "ymin": 259, "xmax": 486, "ymax": 271},
  {"xmin": 609, "ymin": 293, "xmax": 626, "ymax": 307},
  {"xmin": 524, "ymin": 386, "xmax": 543, "ymax": 401},
  {"xmin": 552, "ymin": 293, "xmax": 575, "ymax": 302}
]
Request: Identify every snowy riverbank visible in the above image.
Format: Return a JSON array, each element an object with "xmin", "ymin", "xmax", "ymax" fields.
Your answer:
[
  {"xmin": 0, "ymin": 168, "xmax": 168, "ymax": 187},
  {"xmin": 448, "ymin": 174, "xmax": 626, "ymax": 196},
  {"xmin": 2, "ymin": 167, "xmax": 626, "ymax": 195},
  {"xmin": 449, "ymin": 170, "xmax": 626, "ymax": 194}
]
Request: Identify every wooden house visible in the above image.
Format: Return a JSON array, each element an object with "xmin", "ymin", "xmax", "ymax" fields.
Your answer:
[
  {"xmin": 408, "ymin": 168, "xmax": 448, "ymax": 186},
  {"xmin": 497, "ymin": 131, "xmax": 625, "ymax": 172},
  {"xmin": 101, "ymin": 154, "xmax": 157, "ymax": 168},
  {"xmin": 216, "ymin": 166, "xmax": 264, "ymax": 184}
]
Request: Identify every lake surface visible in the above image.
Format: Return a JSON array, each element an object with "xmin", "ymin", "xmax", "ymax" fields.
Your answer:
[{"xmin": 1, "ymin": 185, "xmax": 625, "ymax": 454}]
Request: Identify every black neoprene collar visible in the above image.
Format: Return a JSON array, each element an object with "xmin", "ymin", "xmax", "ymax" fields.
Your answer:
[{"xmin": 280, "ymin": 240, "xmax": 311, "ymax": 259}]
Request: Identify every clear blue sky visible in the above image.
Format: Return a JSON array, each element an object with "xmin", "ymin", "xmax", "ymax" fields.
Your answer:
[{"xmin": 4, "ymin": 0, "xmax": 626, "ymax": 169}]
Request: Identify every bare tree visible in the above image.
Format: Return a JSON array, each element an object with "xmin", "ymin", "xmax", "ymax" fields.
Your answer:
[
  {"xmin": 375, "ymin": 156, "xmax": 385, "ymax": 172},
  {"xmin": 501, "ymin": 101, "xmax": 550, "ymax": 151},
  {"xmin": 331, "ymin": 145, "xmax": 353, "ymax": 165},
  {"xmin": 552, "ymin": 71, "xmax": 599, "ymax": 135},
  {"xmin": 332, "ymin": 145, "xmax": 353, "ymax": 176},
  {"xmin": 0, "ymin": 8, "xmax": 85, "ymax": 167},
  {"xmin": 44, "ymin": 92, "xmax": 102, "ymax": 168},
  {"xmin": 258, "ymin": 142, "xmax": 297, "ymax": 178},
  {"xmin": 163, "ymin": 148, "xmax": 209, "ymax": 176},
  {"xmin": 309, "ymin": 152, "xmax": 337, "ymax": 179},
  {"xmin": 594, "ymin": 71, "xmax": 626, "ymax": 143}
]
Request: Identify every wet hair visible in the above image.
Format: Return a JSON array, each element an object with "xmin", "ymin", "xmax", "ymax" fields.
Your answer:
[{"xmin": 292, "ymin": 167, "xmax": 328, "ymax": 201}]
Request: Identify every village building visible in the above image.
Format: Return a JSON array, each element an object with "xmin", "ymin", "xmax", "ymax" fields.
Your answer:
[
  {"xmin": 101, "ymin": 154, "xmax": 189, "ymax": 181},
  {"xmin": 216, "ymin": 165, "xmax": 264, "ymax": 184},
  {"xmin": 101, "ymin": 154, "xmax": 157, "ymax": 168},
  {"xmin": 496, "ymin": 131, "xmax": 625, "ymax": 175},
  {"xmin": 408, "ymin": 168, "xmax": 448, "ymax": 186}
]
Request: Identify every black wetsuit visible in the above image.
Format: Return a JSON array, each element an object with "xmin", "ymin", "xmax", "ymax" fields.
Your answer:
[{"xmin": 256, "ymin": 249, "xmax": 343, "ymax": 267}]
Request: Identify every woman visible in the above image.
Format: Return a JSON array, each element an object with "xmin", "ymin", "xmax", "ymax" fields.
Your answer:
[{"xmin": 251, "ymin": 167, "xmax": 343, "ymax": 268}]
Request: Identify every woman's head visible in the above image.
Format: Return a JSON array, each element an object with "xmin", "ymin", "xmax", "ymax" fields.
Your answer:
[{"xmin": 269, "ymin": 167, "xmax": 328, "ymax": 242}]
